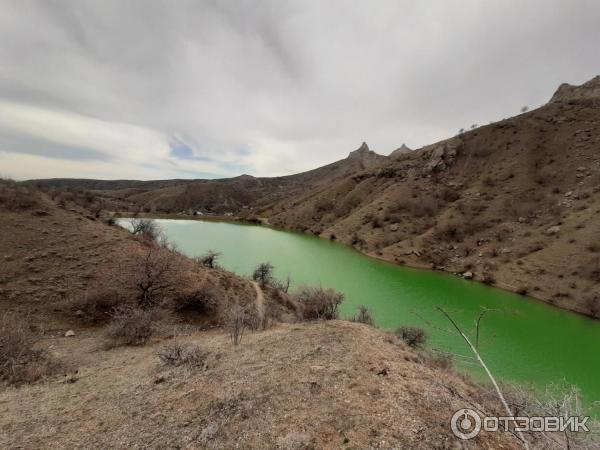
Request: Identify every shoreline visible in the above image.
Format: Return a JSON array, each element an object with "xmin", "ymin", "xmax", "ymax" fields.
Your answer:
[{"xmin": 115, "ymin": 212, "xmax": 599, "ymax": 322}]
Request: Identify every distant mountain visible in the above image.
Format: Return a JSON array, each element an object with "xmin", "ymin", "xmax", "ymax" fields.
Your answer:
[{"xmin": 28, "ymin": 142, "xmax": 388, "ymax": 214}]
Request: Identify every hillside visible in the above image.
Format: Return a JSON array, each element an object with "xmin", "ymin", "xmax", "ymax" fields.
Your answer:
[
  {"xmin": 0, "ymin": 182, "xmax": 526, "ymax": 448},
  {"xmin": 28, "ymin": 143, "xmax": 388, "ymax": 215},
  {"xmin": 262, "ymin": 77, "xmax": 600, "ymax": 318}
]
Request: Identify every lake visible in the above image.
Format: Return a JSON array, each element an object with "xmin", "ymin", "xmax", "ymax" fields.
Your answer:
[{"xmin": 123, "ymin": 218, "xmax": 600, "ymax": 404}]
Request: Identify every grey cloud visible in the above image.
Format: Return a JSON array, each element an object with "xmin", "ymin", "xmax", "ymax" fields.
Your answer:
[{"xmin": 0, "ymin": 0, "xmax": 599, "ymax": 179}]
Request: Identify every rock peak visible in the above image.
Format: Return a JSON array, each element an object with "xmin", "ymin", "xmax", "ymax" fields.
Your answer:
[
  {"xmin": 550, "ymin": 75, "xmax": 600, "ymax": 105},
  {"xmin": 348, "ymin": 142, "xmax": 370, "ymax": 158}
]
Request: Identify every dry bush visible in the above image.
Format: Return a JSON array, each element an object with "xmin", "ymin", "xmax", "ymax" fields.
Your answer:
[
  {"xmin": 503, "ymin": 381, "xmax": 598, "ymax": 449},
  {"xmin": 158, "ymin": 342, "xmax": 206, "ymax": 367},
  {"xmin": 350, "ymin": 305, "xmax": 375, "ymax": 326},
  {"xmin": 226, "ymin": 302, "xmax": 247, "ymax": 346},
  {"xmin": 105, "ymin": 306, "xmax": 156, "ymax": 347},
  {"xmin": 0, "ymin": 182, "xmax": 41, "ymax": 211},
  {"xmin": 434, "ymin": 220, "xmax": 465, "ymax": 242},
  {"xmin": 129, "ymin": 218, "xmax": 161, "ymax": 241},
  {"xmin": 129, "ymin": 246, "xmax": 184, "ymax": 308},
  {"xmin": 65, "ymin": 289, "xmax": 129, "ymax": 323},
  {"xmin": 395, "ymin": 326, "xmax": 428, "ymax": 348},
  {"xmin": 271, "ymin": 275, "xmax": 291, "ymax": 293},
  {"xmin": 0, "ymin": 315, "xmax": 63, "ymax": 385},
  {"xmin": 296, "ymin": 286, "xmax": 344, "ymax": 320},
  {"xmin": 195, "ymin": 250, "xmax": 221, "ymax": 269},
  {"xmin": 252, "ymin": 262, "xmax": 274, "ymax": 287}
]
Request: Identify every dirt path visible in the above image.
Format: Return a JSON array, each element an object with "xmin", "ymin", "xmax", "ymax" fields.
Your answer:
[{"xmin": 251, "ymin": 281, "xmax": 265, "ymax": 325}]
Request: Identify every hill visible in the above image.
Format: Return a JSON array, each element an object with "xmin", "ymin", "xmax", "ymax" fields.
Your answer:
[
  {"xmin": 262, "ymin": 76, "xmax": 600, "ymax": 318},
  {"xmin": 0, "ymin": 181, "xmax": 526, "ymax": 448},
  {"xmin": 28, "ymin": 143, "xmax": 388, "ymax": 215}
]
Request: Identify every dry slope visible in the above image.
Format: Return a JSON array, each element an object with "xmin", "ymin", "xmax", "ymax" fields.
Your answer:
[{"xmin": 263, "ymin": 77, "xmax": 600, "ymax": 318}]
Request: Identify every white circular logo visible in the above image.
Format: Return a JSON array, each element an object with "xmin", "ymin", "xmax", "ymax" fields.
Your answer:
[{"xmin": 451, "ymin": 408, "xmax": 482, "ymax": 440}]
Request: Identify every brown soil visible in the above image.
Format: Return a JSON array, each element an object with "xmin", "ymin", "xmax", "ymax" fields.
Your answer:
[
  {"xmin": 0, "ymin": 320, "xmax": 522, "ymax": 449},
  {"xmin": 262, "ymin": 80, "xmax": 600, "ymax": 318}
]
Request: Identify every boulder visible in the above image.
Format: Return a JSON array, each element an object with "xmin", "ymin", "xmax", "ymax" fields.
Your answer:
[
  {"xmin": 546, "ymin": 226, "xmax": 561, "ymax": 235},
  {"xmin": 463, "ymin": 271, "xmax": 474, "ymax": 279},
  {"xmin": 65, "ymin": 330, "xmax": 75, "ymax": 337}
]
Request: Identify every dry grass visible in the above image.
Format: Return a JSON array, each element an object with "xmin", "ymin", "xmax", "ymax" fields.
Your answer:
[
  {"xmin": 157, "ymin": 342, "xmax": 206, "ymax": 367},
  {"xmin": 104, "ymin": 306, "xmax": 157, "ymax": 347},
  {"xmin": 0, "ymin": 315, "xmax": 63, "ymax": 385}
]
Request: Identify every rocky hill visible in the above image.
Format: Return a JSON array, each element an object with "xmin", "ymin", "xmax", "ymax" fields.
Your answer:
[{"xmin": 262, "ymin": 77, "xmax": 600, "ymax": 318}]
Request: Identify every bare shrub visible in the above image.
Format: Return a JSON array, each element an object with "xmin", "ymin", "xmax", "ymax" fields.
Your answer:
[
  {"xmin": 195, "ymin": 250, "xmax": 221, "ymax": 269},
  {"xmin": 252, "ymin": 262, "xmax": 274, "ymax": 288},
  {"xmin": 227, "ymin": 303, "xmax": 247, "ymax": 346},
  {"xmin": 296, "ymin": 286, "xmax": 344, "ymax": 320},
  {"xmin": 434, "ymin": 220, "xmax": 465, "ymax": 242},
  {"xmin": 65, "ymin": 289, "xmax": 128, "ymax": 323},
  {"xmin": 395, "ymin": 326, "xmax": 428, "ymax": 348},
  {"xmin": 271, "ymin": 274, "xmax": 291, "ymax": 293},
  {"xmin": 503, "ymin": 381, "xmax": 598, "ymax": 449},
  {"xmin": 105, "ymin": 306, "xmax": 155, "ymax": 347},
  {"xmin": 350, "ymin": 305, "xmax": 375, "ymax": 326},
  {"xmin": 130, "ymin": 218, "xmax": 161, "ymax": 241},
  {"xmin": 158, "ymin": 342, "xmax": 206, "ymax": 367},
  {"xmin": 0, "ymin": 315, "xmax": 62, "ymax": 385},
  {"xmin": 131, "ymin": 246, "xmax": 182, "ymax": 309}
]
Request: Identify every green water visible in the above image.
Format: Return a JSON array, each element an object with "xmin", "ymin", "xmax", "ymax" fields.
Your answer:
[{"xmin": 136, "ymin": 219, "xmax": 600, "ymax": 403}]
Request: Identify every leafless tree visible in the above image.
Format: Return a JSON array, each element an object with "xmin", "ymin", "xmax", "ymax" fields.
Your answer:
[
  {"xmin": 437, "ymin": 307, "xmax": 530, "ymax": 450},
  {"xmin": 133, "ymin": 246, "xmax": 179, "ymax": 308},
  {"xmin": 195, "ymin": 250, "xmax": 221, "ymax": 269},
  {"xmin": 252, "ymin": 262, "xmax": 274, "ymax": 288},
  {"xmin": 130, "ymin": 218, "xmax": 160, "ymax": 241}
]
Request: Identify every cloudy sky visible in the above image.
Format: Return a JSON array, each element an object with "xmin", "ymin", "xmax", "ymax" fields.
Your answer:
[{"xmin": 0, "ymin": 0, "xmax": 598, "ymax": 180}]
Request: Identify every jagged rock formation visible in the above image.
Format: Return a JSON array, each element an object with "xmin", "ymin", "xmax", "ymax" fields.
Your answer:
[{"xmin": 550, "ymin": 75, "xmax": 600, "ymax": 106}]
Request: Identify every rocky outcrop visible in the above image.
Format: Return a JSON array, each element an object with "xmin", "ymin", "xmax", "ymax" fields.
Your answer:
[
  {"xmin": 390, "ymin": 144, "xmax": 412, "ymax": 158},
  {"xmin": 550, "ymin": 75, "xmax": 600, "ymax": 106},
  {"xmin": 421, "ymin": 138, "xmax": 461, "ymax": 173}
]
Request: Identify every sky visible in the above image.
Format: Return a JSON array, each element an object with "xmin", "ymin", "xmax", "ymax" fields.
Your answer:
[{"xmin": 0, "ymin": 0, "xmax": 599, "ymax": 180}]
